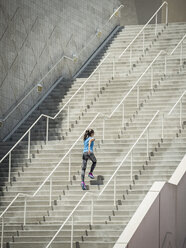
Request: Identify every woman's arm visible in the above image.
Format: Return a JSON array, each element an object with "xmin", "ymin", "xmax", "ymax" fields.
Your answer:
[{"xmin": 88, "ymin": 138, "xmax": 95, "ymax": 153}]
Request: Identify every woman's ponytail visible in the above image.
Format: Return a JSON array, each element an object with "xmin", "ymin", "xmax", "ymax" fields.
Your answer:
[{"xmin": 83, "ymin": 129, "xmax": 94, "ymax": 141}]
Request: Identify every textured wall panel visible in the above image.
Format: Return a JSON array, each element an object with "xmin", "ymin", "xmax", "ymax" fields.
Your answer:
[{"xmin": 0, "ymin": 0, "xmax": 120, "ymax": 139}]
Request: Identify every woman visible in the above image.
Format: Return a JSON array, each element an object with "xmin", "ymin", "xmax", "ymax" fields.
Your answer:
[{"xmin": 81, "ymin": 129, "xmax": 97, "ymax": 190}]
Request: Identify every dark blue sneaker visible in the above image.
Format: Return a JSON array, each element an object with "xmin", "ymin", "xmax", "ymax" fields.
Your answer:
[
  {"xmin": 88, "ymin": 173, "xmax": 95, "ymax": 179},
  {"xmin": 81, "ymin": 182, "xmax": 87, "ymax": 190}
]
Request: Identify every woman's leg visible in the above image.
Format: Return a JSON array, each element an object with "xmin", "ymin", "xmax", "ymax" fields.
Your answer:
[
  {"xmin": 89, "ymin": 153, "xmax": 97, "ymax": 174},
  {"xmin": 81, "ymin": 153, "xmax": 88, "ymax": 182}
]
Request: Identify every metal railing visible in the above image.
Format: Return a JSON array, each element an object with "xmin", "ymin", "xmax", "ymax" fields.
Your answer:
[
  {"xmin": 46, "ymin": 192, "xmax": 89, "ymax": 248},
  {"xmin": 0, "ymin": 4, "xmax": 125, "ymax": 180},
  {"xmin": 44, "ymin": 34, "xmax": 186, "ymax": 248},
  {"xmin": 118, "ymin": 1, "xmax": 168, "ymax": 68},
  {"xmin": 0, "ymin": 49, "xmax": 165, "ymax": 245},
  {"xmin": 0, "ymin": 55, "xmax": 74, "ymax": 124},
  {"xmin": 0, "ymin": 52, "xmax": 113, "ymax": 181},
  {"xmin": 0, "ymin": 5, "xmax": 124, "ymax": 127},
  {"xmin": 99, "ymin": 110, "xmax": 160, "ymax": 196},
  {"xmin": 0, "ymin": 1, "xmax": 169, "ymax": 183},
  {"xmin": 170, "ymin": 34, "xmax": 186, "ymax": 66},
  {"xmin": 108, "ymin": 50, "xmax": 166, "ymax": 126},
  {"xmin": 77, "ymin": 4, "xmax": 124, "ymax": 58},
  {"xmin": 168, "ymin": 90, "xmax": 186, "ymax": 127},
  {"xmin": 45, "ymin": 111, "xmax": 162, "ymax": 248},
  {"xmin": 0, "ymin": 113, "xmax": 104, "ymax": 248},
  {"xmin": 1, "ymin": 28, "xmax": 185, "ymax": 248}
]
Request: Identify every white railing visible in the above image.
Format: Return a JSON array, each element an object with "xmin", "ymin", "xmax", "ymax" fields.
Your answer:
[
  {"xmin": 0, "ymin": 52, "xmax": 112, "ymax": 183},
  {"xmin": 0, "ymin": 55, "xmax": 74, "ymax": 124},
  {"xmin": 170, "ymin": 34, "xmax": 186, "ymax": 66},
  {"xmin": 1, "ymin": 28, "xmax": 185, "ymax": 248},
  {"xmin": 45, "ymin": 111, "xmax": 162, "ymax": 248},
  {"xmin": 44, "ymin": 33, "xmax": 186, "ymax": 248},
  {"xmin": 118, "ymin": 1, "xmax": 168, "ymax": 68},
  {"xmin": 0, "ymin": 5, "xmax": 124, "ymax": 127},
  {"xmin": 46, "ymin": 192, "xmax": 89, "ymax": 248},
  {"xmin": 0, "ymin": 44, "xmax": 176, "ymax": 245},
  {"xmin": 0, "ymin": 113, "xmax": 104, "ymax": 248},
  {"xmin": 168, "ymin": 90, "xmax": 186, "ymax": 127},
  {"xmin": 0, "ymin": 1, "xmax": 169, "ymax": 183},
  {"xmin": 109, "ymin": 50, "xmax": 166, "ymax": 126},
  {"xmin": 0, "ymin": 49, "xmax": 165, "ymax": 245},
  {"xmin": 0, "ymin": 3, "xmax": 125, "ymax": 177},
  {"xmin": 100, "ymin": 110, "xmax": 160, "ymax": 194}
]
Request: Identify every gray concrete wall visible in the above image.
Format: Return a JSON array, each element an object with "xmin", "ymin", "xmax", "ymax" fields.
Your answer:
[
  {"xmin": 0, "ymin": 0, "xmax": 120, "ymax": 140},
  {"xmin": 119, "ymin": 0, "xmax": 138, "ymax": 26},
  {"xmin": 135, "ymin": 0, "xmax": 162, "ymax": 24},
  {"xmin": 162, "ymin": 0, "xmax": 186, "ymax": 23}
]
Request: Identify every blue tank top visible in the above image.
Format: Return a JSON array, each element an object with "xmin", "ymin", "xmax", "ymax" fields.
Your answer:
[{"xmin": 83, "ymin": 137, "xmax": 94, "ymax": 153}]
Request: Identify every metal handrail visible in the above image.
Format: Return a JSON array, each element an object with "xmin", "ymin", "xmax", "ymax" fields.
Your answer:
[
  {"xmin": 0, "ymin": 4, "xmax": 124, "ymax": 125},
  {"xmin": 168, "ymin": 90, "xmax": 186, "ymax": 127},
  {"xmin": 2, "ymin": 30, "xmax": 184, "ymax": 243},
  {"xmin": 46, "ymin": 192, "xmax": 89, "ymax": 248},
  {"xmin": 109, "ymin": 50, "xmax": 165, "ymax": 120},
  {"xmin": 78, "ymin": 4, "xmax": 124, "ymax": 57},
  {"xmin": 170, "ymin": 34, "xmax": 186, "ymax": 66},
  {"xmin": 170, "ymin": 34, "xmax": 186, "ymax": 55},
  {"xmin": 0, "ymin": 113, "xmax": 102, "ymax": 247},
  {"xmin": 99, "ymin": 110, "xmax": 160, "ymax": 196},
  {"xmin": 168, "ymin": 90, "xmax": 186, "ymax": 115},
  {"xmin": 1, "ymin": 55, "xmax": 74, "ymax": 123},
  {"xmin": 119, "ymin": 1, "xmax": 168, "ymax": 60},
  {"xmin": 45, "ymin": 111, "xmax": 160, "ymax": 248},
  {"xmin": 0, "ymin": 52, "xmax": 110, "ymax": 172}
]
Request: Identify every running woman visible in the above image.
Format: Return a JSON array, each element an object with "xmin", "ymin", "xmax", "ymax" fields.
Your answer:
[{"xmin": 81, "ymin": 129, "xmax": 97, "ymax": 190}]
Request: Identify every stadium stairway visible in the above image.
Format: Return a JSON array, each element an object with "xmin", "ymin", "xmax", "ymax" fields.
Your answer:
[{"xmin": 0, "ymin": 22, "xmax": 186, "ymax": 248}]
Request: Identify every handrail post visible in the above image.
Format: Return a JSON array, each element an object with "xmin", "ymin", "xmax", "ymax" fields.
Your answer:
[
  {"xmin": 164, "ymin": 55, "xmax": 167, "ymax": 75},
  {"xmin": 49, "ymin": 177, "xmax": 52, "ymax": 206},
  {"xmin": 155, "ymin": 14, "xmax": 158, "ymax": 36},
  {"xmin": 91, "ymin": 198, "xmax": 94, "ymax": 225},
  {"xmin": 1, "ymin": 217, "xmax": 4, "ymax": 248},
  {"xmin": 165, "ymin": 3, "xmax": 168, "ymax": 25},
  {"xmin": 137, "ymin": 86, "xmax": 140, "ymax": 108},
  {"xmin": 162, "ymin": 114, "xmax": 164, "ymax": 139},
  {"xmin": 28, "ymin": 130, "xmax": 31, "ymax": 159},
  {"xmin": 98, "ymin": 70, "xmax": 101, "ymax": 91},
  {"xmin": 68, "ymin": 153, "xmax": 71, "ymax": 181},
  {"xmin": 23, "ymin": 197, "xmax": 27, "ymax": 226},
  {"xmin": 83, "ymin": 87, "xmax": 86, "ymax": 110},
  {"xmin": 151, "ymin": 66, "xmax": 153, "ymax": 90},
  {"xmin": 122, "ymin": 102, "xmax": 125, "ymax": 127},
  {"xmin": 114, "ymin": 176, "xmax": 116, "ymax": 206},
  {"xmin": 46, "ymin": 117, "xmax": 49, "ymax": 144},
  {"xmin": 147, "ymin": 128, "xmax": 149, "ymax": 157},
  {"xmin": 180, "ymin": 99, "xmax": 182, "ymax": 127},
  {"xmin": 8, "ymin": 152, "xmax": 11, "ymax": 183},
  {"xmin": 103, "ymin": 119, "xmax": 105, "ymax": 141},
  {"xmin": 142, "ymin": 31, "xmax": 145, "ymax": 53},
  {"xmin": 130, "ymin": 46, "xmax": 132, "ymax": 69},
  {"xmin": 67, "ymin": 105, "xmax": 70, "ymax": 130},
  {"xmin": 130, "ymin": 152, "xmax": 133, "ymax": 181},
  {"xmin": 71, "ymin": 214, "xmax": 74, "ymax": 248},
  {"xmin": 180, "ymin": 42, "xmax": 183, "ymax": 66},
  {"xmin": 113, "ymin": 56, "xmax": 115, "ymax": 78}
]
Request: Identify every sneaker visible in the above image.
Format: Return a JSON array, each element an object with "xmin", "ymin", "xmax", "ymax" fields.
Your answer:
[
  {"xmin": 81, "ymin": 182, "xmax": 87, "ymax": 190},
  {"xmin": 88, "ymin": 172, "xmax": 95, "ymax": 179}
]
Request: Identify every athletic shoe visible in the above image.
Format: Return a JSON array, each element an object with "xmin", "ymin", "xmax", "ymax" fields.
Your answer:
[
  {"xmin": 81, "ymin": 182, "xmax": 86, "ymax": 190},
  {"xmin": 88, "ymin": 172, "xmax": 95, "ymax": 179}
]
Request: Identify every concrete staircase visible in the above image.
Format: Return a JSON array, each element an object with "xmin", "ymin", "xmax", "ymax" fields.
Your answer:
[{"xmin": 0, "ymin": 22, "xmax": 186, "ymax": 248}]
